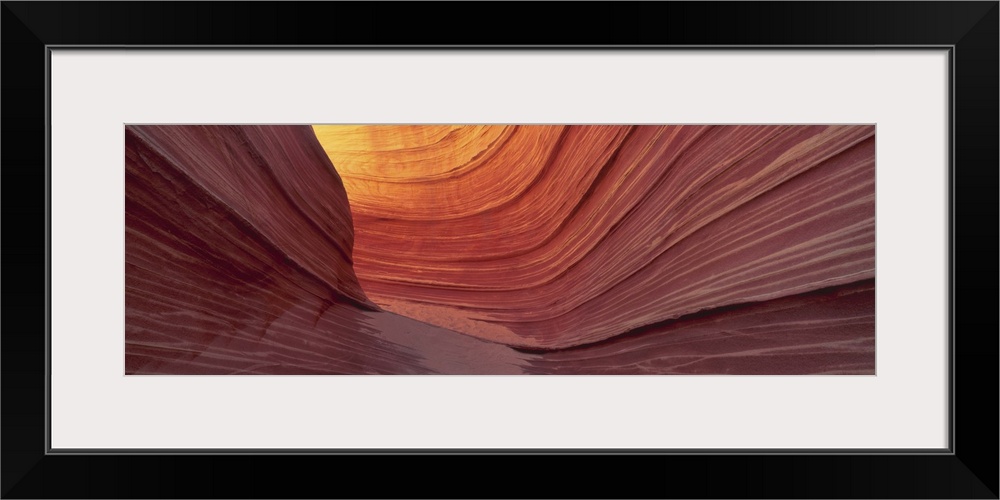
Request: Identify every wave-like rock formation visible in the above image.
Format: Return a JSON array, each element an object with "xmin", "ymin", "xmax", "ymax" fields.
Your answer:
[
  {"xmin": 125, "ymin": 125, "xmax": 526, "ymax": 374},
  {"xmin": 518, "ymin": 279, "xmax": 875, "ymax": 375},
  {"xmin": 313, "ymin": 125, "xmax": 876, "ymax": 350},
  {"xmin": 125, "ymin": 124, "xmax": 875, "ymax": 374}
]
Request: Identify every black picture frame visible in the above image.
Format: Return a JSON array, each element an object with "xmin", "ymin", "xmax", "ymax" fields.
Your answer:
[{"xmin": 2, "ymin": 2, "xmax": 996, "ymax": 498}]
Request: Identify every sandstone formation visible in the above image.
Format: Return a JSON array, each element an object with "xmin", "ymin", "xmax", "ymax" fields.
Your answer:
[
  {"xmin": 125, "ymin": 124, "xmax": 875, "ymax": 374},
  {"xmin": 314, "ymin": 125, "xmax": 876, "ymax": 350},
  {"xmin": 125, "ymin": 125, "xmax": 527, "ymax": 374},
  {"xmin": 518, "ymin": 279, "xmax": 875, "ymax": 375}
]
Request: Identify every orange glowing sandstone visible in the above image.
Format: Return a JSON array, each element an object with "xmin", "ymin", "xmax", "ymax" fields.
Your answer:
[
  {"xmin": 314, "ymin": 125, "xmax": 876, "ymax": 350},
  {"xmin": 125, "ymin": 124, "xmax": 875, "ymax": 374}
]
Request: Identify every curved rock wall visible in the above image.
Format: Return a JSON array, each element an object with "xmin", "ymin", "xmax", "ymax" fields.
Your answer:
[
  {"xmin": 314, "ymin": 125, "xmax": 876, "ymax": 350},
  {"xmin": 125, "ymin": 124, "xmax": 875, "ymax": 374},
  {"xmin": 126, "ymin": 125, "xmax": 529, "ymax": 374}
]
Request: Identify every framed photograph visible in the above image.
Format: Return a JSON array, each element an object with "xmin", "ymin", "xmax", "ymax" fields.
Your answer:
[{"xmin": 3, "ymin": 2, "xmax": 996, "ymax": 498}]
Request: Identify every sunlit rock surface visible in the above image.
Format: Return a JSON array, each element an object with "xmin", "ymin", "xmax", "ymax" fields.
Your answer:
[
  {"xmin": 125, "ymin": 124, "xmax": 875, "ymax": 374},
  {"xmin": 314, "ymin": 125, "xmax": 876, "ymax": 350}
]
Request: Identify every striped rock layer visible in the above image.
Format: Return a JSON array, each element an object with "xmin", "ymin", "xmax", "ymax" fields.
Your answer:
[
  {"xmin": 125, "ymin": 124, "xmax": 875, "ymax": 374},
  {"xmin": 314, "ymin": 125, "xmax": 876, "ymax": 350}
]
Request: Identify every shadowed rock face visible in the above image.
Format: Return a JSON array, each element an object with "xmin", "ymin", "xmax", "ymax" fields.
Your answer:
[
  {"xmin": 125, "ymin": 124, "xmax": 875, "ymax": 375},
  {"xmin": 125, "ymin": 125, "xmax": 529, "ymax": 374}
]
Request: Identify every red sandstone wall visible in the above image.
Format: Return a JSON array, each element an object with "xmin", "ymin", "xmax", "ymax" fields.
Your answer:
[
  {"xmin": 125, "ymin": 124, "xmax": 875, "ymax": 374},
  {"xmin": 125, "ymin": 125, "xmax": 528, "ymax": 374},
  {"xmin": 315, "ymin": 125, "xmax": 876, "ymax": 350}
]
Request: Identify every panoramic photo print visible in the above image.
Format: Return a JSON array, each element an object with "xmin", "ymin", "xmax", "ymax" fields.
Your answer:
[{"xmin": 125, "ymin": 124, "xmax": 875, "ymax": 374}]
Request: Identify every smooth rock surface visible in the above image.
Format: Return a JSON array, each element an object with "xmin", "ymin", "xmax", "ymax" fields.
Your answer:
[
  {"xmin": 125, "ymin": 124, "xmax": 876, "ymax": 374},
  {"xmin": 125, "ymin": 125, "xmax": 525, "ymax": 374},
  {"xmin": 315, "ymin": 125, "xmax": 877, "ymax": 350}
]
